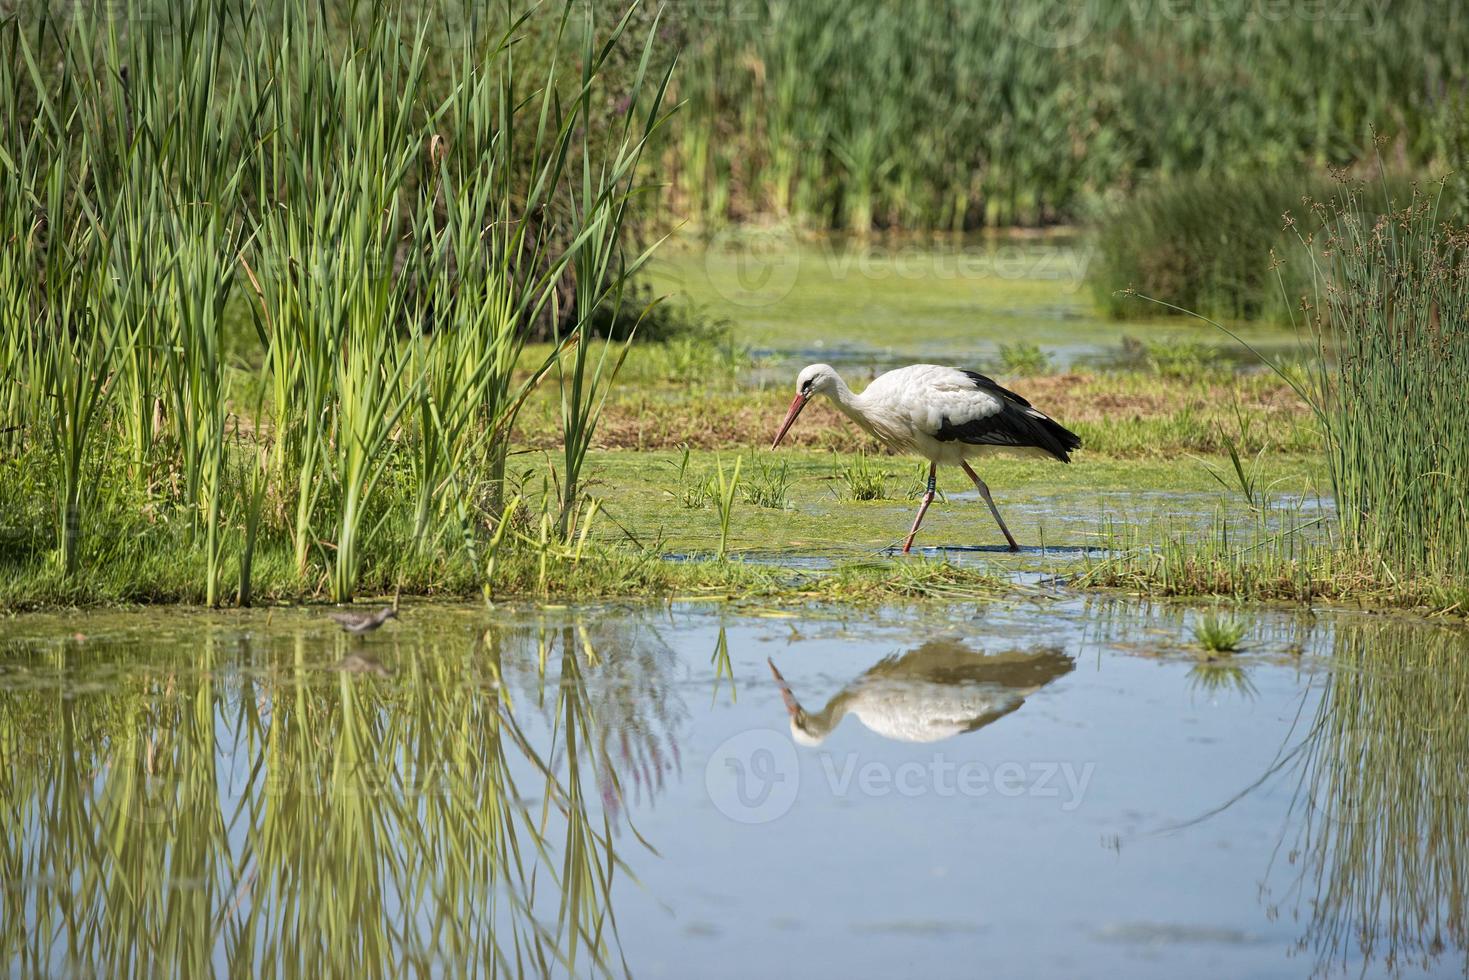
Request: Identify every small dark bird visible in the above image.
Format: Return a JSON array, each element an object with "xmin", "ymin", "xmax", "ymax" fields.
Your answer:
[{"xmin": 327, "ymin": 605, "xmax": 398, "ymax": 636}]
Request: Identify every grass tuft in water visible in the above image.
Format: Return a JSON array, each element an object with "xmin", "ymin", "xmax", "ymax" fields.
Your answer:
[
  {"xmin": 1193, "ymin": 613, "xmax": 1248, "ymax": 654},
  {"xmin": 739, "ymin": 456, "xmax": 795, "ymax": 509},
  {"xmin": 997, "ymin": 342, "xmax": 1051, "ymax": 376},
  {"xmin": 839, "ymin": 451, "xmax": 891, "ymax": 501}
]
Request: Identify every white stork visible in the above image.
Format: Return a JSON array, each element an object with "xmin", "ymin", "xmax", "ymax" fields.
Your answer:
[
  {"xmin": 770, "ymin": 363, "xmax": 1081, "ymax": 552},
  {"xmin": 767, "ymin": 642, "xmax": 1074, "ymax": 746}
]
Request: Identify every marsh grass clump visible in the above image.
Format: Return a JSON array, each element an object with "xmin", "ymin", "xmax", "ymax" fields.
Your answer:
[
  {"xmin": 671, "ymin": 450, "xmax": 736, "ymax": 511},
  {"xmin": 1094, "ymin": 173, "xmax": 1326, "ymax": 322},
  {"xmin": 1199, "ymin": 422, "xmax": 1270, "ymax": 513},
  {"xmin": 739, "ymin": 456, "xmax": 794, "ymax": 509},
  {"xmin": 998, "ymin": 343, "xmax": 1051, "ymax": 376},
  {"xmin": 1092, "ymin": 172, "xmax": 1426, "ymax": 322},
  {"xmin": 678, "ymin": 476, "xmax": 716, "ymax": 510},
  {"xmin": 1193, "ymin": 613, "xmax": 1248, "ymax": 654},
  {"xmin": 839, "ymin": 451, "xmax": 891, "ymax": 501},
  {"xmin": 1079, "ymin": 178, "xmax": 1469, "ymax": 613},
  {"xmin": 1118, "ymin": 336, "xmax": 1224, "ymax": 382}
]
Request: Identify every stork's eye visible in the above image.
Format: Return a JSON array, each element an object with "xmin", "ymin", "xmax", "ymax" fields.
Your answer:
[{"xmin": 801, "ymin": 380, "xmax": 813, "ymax": 395}]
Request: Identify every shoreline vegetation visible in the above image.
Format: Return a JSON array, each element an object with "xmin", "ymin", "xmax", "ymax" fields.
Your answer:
[
  {"xmin": 2, "ymin": 0, "xmax": 680, "ymax": 607},
  {"xmin": 0, "ymin": 1, "xmax": 1465, "ymax": 618},
  {"xmin": 1084, "ymin": 182, "xmax": 1469, "ymax": 617}
]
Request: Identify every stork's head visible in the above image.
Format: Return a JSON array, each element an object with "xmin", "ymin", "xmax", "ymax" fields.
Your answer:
[
  {"xmin": 771, "ymin": 363, "xmax": 839, "ymax": 449},
  {"xmin": 795, "ymin": 362, "xmax": 840, "ymax": 398},
  {"xmin": 767, "ymin": 657, "xmax": 828, "ymax": 747}
]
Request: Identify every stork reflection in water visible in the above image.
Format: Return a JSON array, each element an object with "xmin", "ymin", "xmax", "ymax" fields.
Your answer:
[{"xmin": 767, "ymin": 641, "xmax": 1072, "ymax": 745}]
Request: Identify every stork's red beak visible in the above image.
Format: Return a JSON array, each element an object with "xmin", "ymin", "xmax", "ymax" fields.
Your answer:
[
  {"xmin": 770, "ymin": 394, "xmax": 808, "ymax": 449},
  {"xmin": 767, "ymin": 658, "xmax": 802, "ymax": 718}
]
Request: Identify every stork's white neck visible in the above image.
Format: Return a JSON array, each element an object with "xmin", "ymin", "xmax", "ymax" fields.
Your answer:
[
  {"xmin": 824, "ymin": 371, "xmax": 889, "ymax": 439},
  {"xmin": 825, "ymin": 371, "xmax": 861, "ymax": 416},
  {"xmin": 795, "ymin": 691, "xmax": 854, "ymax": 745}
]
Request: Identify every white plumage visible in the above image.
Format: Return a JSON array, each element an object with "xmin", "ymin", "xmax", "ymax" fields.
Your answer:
[
  {"xmin": 768, "ymin": 642, "xmax": 1074, "ymax": 746},
  {"xmin": 839, "ymin": 365, "xmax": 1035, "ymax": 464},
  {"xmin": 771, "ymin": 362, "xmax": 1081, "ymax": 551},
  {"xmin": 814, "ymin": 677, "xmax": 1025, "ymax": 744}
]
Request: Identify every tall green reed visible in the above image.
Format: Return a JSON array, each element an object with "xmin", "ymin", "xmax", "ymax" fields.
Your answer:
[
  {"xmin": 159, "ymin": 204, "xmax": 249, "ymax": 605},
  {"xmin": 713, "ymin": 455, "xmax": 741, "ymax": 558},
  {"xmin": 1302, "ymin": 182, "xmax": 1469, "ymax": 582},
  {"xmin": 0, "ymin": 0, "xmax": 673, "ymax": 601},
  {"xmin": 553, "ymin": 5, "xmax": 673, "ymax": 535},
  {"xmin": 249, "ymin": 5, "xmax": 429, "ymax": 600},
  {"xmin": 31, "ymin": 157, "xmax": 116, "ymax": 577}
]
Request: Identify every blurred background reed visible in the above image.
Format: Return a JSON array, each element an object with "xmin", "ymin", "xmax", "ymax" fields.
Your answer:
[{"xmin": 664, "ymin": 0, "xmax": 1469, "ymax": 231}]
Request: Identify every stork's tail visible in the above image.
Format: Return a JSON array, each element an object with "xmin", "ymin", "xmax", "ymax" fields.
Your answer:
[{"xmin": 1039, "ymin": 415, "xmax": 1082, "ymax": 463}]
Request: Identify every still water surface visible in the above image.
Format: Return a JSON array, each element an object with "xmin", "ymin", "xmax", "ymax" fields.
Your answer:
[
  {"xmin": 2, "ymin": 600, "xmax": 1464, "ymax": 977},
  {"xmin": 645, "ymin": 234, "xmax": 1306, "ymax": 373}
]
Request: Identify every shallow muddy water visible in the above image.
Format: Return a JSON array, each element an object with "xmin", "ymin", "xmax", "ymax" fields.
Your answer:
[
  {"xmin": 645, "ymin": 234, "xmax": 1304, "ymax": 373},
  {"xmin": 2, "ymin": 599, "xmax": 1465, "ymax": 977}
]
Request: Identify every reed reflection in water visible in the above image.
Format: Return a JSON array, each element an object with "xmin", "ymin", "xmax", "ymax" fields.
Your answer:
[
  {"xmin": 0, "ymin": 616, "xmax": 683, "ymax": 977},
  {"xmin": 1, "ymin": 604, "xmax": 1467, "ymax": 978},
  {"xmin": 1273, "ymin": 618, "xmax": 1469, "ymax": 978}
]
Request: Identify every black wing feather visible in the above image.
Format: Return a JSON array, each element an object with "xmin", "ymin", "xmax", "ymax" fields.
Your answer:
[
  {"xmin": 960, "ymin": 370, "xmax": 1033, "ymax": 408},
  {"xmin": 935, "ymin": 371, "xmax": 1082, "ymax": 463}
]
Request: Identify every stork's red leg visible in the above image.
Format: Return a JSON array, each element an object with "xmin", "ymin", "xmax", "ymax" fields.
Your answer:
[
  {"xmin": 961, "ymin": 461, "xmax": 1019, "ymax": 551},
  {"xmin": 902, "ymin": 463, "xmax": 938, "ymax": 553}
]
